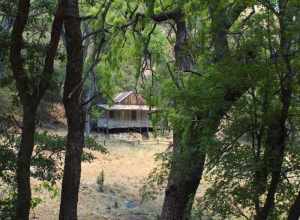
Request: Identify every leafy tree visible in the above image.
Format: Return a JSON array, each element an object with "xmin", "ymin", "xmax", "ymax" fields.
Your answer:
[{"xmin": 9, "ymin": 0, "xmax": 63, "ymax": 218}]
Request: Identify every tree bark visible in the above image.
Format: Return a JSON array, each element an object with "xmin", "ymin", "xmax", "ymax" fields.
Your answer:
[
  {"xmin": 161, "ymin": 130, "xmax": 206, "ymax": 220},
  {"xmin": 287, "ymin": 191, "xmax": 300, "ymax": 220},
  {"xmin": 59, "ymin": 0, "xmax": 84, "ymax": 219},
  {"xmin": 15, "ymin": 104, "xmax": 37, "ymax": 219}
]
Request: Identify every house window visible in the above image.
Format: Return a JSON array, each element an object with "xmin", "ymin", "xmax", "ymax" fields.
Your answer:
[
  {"xmin": 132, "ymin": 111, "xmax": 137, "ymax": 121},
  {"xmin": 109, "ymin": 111, "xmax": 114, "ymax": 119}
]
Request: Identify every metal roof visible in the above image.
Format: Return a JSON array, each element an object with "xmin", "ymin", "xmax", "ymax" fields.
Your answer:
[
  {"xmin": 113, "ymin": 91, "xmax": 134, "ymax": 103},
  {"xmin": 97, "ymin": 104, "xmax": 156, "ymax": 111}
]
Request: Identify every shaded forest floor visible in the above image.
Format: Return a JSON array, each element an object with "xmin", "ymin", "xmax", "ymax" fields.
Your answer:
[{"xmin": 30, "ymin": 131, "xmax": 170, "ymax": 220}]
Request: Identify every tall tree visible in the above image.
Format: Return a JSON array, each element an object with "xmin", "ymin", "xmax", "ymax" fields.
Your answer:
[
  {"xmin": 149, "ymin": 9, "xmax": 201, "ymax": 219},
  {"xmin": 59, "ymin": 0, "xmax": 84, "ymax": 218},
  {"xmin": 255, "ymin": 1, "xmax": 296, "ymax": 219},
  {"xmin": 191, "ymin": 1, "xmax": 300, "ymax": 219},
  {"xmin": 9, "ymin": 0, "xmax": 63, "ymax": 218},
  {"xmin": 152, "ymin": 1, "xmax": 250, "ymax": 219}
]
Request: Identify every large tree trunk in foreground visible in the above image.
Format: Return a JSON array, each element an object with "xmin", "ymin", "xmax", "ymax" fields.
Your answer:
[
  {"xmin": 161, "ymin": 159, "xmax": 205, "ymax": 220},
  {"xmin": 59, "ymin": 0, "xmax": 84, "ymax": 219},
  {"xmin": 161, "ymin": 131, "xmax": 206, "ymax": 220}
]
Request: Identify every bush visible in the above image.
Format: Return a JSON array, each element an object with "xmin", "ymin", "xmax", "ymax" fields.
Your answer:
[{"xmin": 96, "ymin": 170, "xmax": 105, "ymax": 192}]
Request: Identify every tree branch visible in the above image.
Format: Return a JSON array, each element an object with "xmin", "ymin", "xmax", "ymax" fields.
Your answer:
[
  {"xmin": 38, "ymin": 1, "xmax": 64, "ymax": 99},
  {"xmin": 9, "ymin": 0, "xmax": 31, "ymax": 102}
]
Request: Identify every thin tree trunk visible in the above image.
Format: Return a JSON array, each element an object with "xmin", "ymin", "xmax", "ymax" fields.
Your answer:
[
  {"xmin": 84, "ymin": 80, "xmax": 93, "ymax": 136},
  {"xmin": 254, "ymin": 3, "xmax": 293, "ymax": 218},
  {"xmin": 15, "ymin": 104, "xmax": 37, "ymax": 219},
  {"xmin": 59, "ymin": 0, "xmax": 84, "ymax": 218},
  {"xmin": 255, "ymin": 125, "xmax": 286, "ymax": 220},
  {"xmin": 82, "ymin": 27, "xmax": 92, "ymax": 136}
]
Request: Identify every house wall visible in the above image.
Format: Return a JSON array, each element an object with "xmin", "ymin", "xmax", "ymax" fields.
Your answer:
[
  {"xmin": 97, "ymin": 110, "xmax": 151, "ymax": 129},
  {"xmin": 97, "ymin": 92, "xmax": 152, "ymax": 129},
  {"xmin": 108, "ymin": 110, "xmax": 148, "ymax": 121}
]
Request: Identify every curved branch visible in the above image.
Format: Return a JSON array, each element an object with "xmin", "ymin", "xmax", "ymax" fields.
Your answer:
[{"xmin": 38, "ymin": 1, "xmax": 64, "ymax": 99}]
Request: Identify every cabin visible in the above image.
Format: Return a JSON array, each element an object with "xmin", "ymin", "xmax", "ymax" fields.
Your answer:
[{"xmin": 96, "ymin": 91, "xmax": 155, "ymax": 133}]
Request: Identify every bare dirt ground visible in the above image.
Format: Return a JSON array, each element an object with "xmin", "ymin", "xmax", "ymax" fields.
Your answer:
[{"xmin": 31, "ymin": 132, "xmax": 170, "ymax": 220}]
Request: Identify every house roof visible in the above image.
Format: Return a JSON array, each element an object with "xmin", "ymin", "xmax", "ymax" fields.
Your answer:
[
  {"xmin": 113, "ymin": 91, "xmax": 134, "ymax": 103},
  {"xmin": 97, "ymin": 91, "xmax": 157, "ymax": 111},
  {"xmin": 97, "ymin": 104, "xmax": 156, "ymax": 111}
]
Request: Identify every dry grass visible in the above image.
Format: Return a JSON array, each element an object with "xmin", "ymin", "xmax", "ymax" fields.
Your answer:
[{"xmin": 31, "ymin": 132, "xmax": 170, "ymax": 220}]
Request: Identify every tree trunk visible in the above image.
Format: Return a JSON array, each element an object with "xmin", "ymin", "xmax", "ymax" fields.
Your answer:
[
  {"xmin": 15, "ymin": 104, "xmax": 37, "ymax": 220},
  {"xmin": 161, "ymin": 136, "xmax": 206, "ymax": 220},
  {"xmin": 158, "ymin": 3, "xmax": 247, "ymax": 219},
  {"xmin": 254, "ymin": 118, "xmax": 288, "ymax": 220},
  {"xmin": 59, "ymin": 0, "xmax": 84, "ymax": 218},
  {"xmin": 254, "ymin": 4, "xmax": 293, "ymax": 218},
  {"xmin": 287, "ymin": 191, "xmax": 300, "ymax": 220},
  {"xmin": 153, "ymin": 11, "xmax": 201, "ymax": 219},
  {"xmin": 59, "ymin": 121, "xmax": 84, "ymax": 220}
]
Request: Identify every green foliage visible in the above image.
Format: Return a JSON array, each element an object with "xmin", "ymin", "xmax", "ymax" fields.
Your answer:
[
  {"xmin": 89, "ymin": 105, "xmax": 103, "ymax": 121},
  {"xmin": 34, "ymin": 181, "xmax": 59, "ymax": 200},
  {"xmin": 195, "ymin": 74, "xmax": 300, "ymax": 219},
  {"xmin": 0, "ymin": 188, "xmax": 16, "ymax": 219},
  {"xmin": 0, "ymin": 87, "xmax": 17, "ymax": 118},
  {"xmin": 0, "ymin": 126, "xmax": 107, "ymax": 218},
  {"xmin": 85, "ymin": 136, "xmax": 107, "ymax": 153}
]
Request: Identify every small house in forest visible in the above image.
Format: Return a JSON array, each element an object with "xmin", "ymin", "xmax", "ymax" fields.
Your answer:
[{"xmin": 96, "ymin": 91, "xmax": 155, "ymax": 132}]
